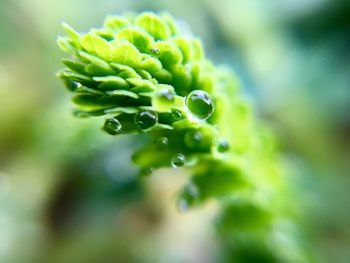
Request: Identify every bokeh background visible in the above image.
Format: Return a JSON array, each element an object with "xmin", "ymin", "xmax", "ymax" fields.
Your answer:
[{"xmin": 0, "ymin": 0, "xmax": 349, "ymax": 262}]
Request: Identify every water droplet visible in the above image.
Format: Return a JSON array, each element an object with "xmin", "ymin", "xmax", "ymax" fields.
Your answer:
[
  {"xmin": 171, "ymin": 109, "xmax": 183, "ymax": 121},
  {"xmin": 177, "ymin": 198, "xmax": 189, "ymax": 212},
  {"xmin": 73, "ymin": 110, "xmax": 90, "ymax": 118},
  {"xmin": 217, "ymin": 139, "xmax": 230, "ymax": 153},
  {"xmin": 184, "ymin": 131, "xmax": 202, "ymax": 148},
  {"xmin": 154, "ymin": 87, "xmax": 175, "ymax": 111},
  {"xmin": 186, "ymin": 183, "xmax": 199, "ymax": 199},
  {"xmin": 64, "ymin": 79, "xmax": 81, "ymax": 91},
  {"xmin": 150, "ymin": 48, "xmax": 159, "ymax": 54},
  {"xmin": 104, "ymin": 117, "xmax": 122, "ymax": 135},
  {"xmin": 141, "ymin": 167, "xmax": 154, "ymax": 176},
  {"xmin": 185, "ymin": 90, "xmax": 214, "ymax": 120},
  {"xmin": 154, "ymin": 136, "xmax": 169, "ymax": 150},
  {"xmin": 134, "ymin": 110, "xmax": 157, "ymax": 130},
  {"xmin": 72, "ymin": 81, "xmax": 81, "ymax": 88},
  {"xmin": 171, "ymin": 153, "xmax": 186, "ymax": 167}
]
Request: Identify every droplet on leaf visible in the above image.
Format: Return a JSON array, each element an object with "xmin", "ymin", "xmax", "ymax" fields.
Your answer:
[
  {"xmin": 171, "ymin": 109, "xmax": 183, "ymax": 121},
  {"xmin": 185, "ymin": 90, "xmax": 214, "ymax": 120},
  {"xmin": 171, "ymin": 153, "xmax": 186, "ymax": 167},
  {"xmin": 141, "ymin": 167, "xmax": 154, "ymax": 176},
  {"xmin": 218, "ymin": 139, "xmax": 230, "ymax": 153},
  {"xmin": 184, "ymin": 131, "xmax": 202, "ymax": 148},
  {"xmin": 154, "ymin": 136, "xmax": 169, "ymax": 150},
  {"xmin": 104, "ymin": 117, "xmax": 122, "ymax": 135},
  {"xmin": 150, "ymin": 48, "xmax": 159, "ymax": 54},
  {"xmin": 134, "ymin": 110, "xmax": 158, "ymax": 130},
  {"xmin": 153, "ymin": 87, "xmax": 175, "ymax": 111}
]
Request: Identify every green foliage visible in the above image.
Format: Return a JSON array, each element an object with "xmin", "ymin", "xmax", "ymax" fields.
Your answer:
[{"xmin": 57, "ymin": 12, "xmax": 313, "ymax": 262}]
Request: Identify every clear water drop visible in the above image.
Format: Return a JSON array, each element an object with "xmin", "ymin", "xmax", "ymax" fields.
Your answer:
[
  {"xmin": 154, "ymin": 87, "xmax": 175, "ymax": 111},
  {"xmin": 217, "ymin": 139, "xmax": 230, "ymax": 153},
  {"xmin": 141, "ymin": 167, "xmax": 154, "ymax": 176},
  {"xmin": 154, "ymin": 136, "xmax": 169, "ymax": 150},
  {"xmin": 150, "ymin": 47, "xmax": 159, "ymax": 54},
  {"xmin": 73, "ymin": 110, "xmax": 90, "ymax": 118},
  {"xmin": 171, "ymin": 153, "xmax": 186, "ymax": 167},
  {"xmin": 72, "ymin": 81, "xmax": 81, "ymax": 88},
  {"xmin": 104, "ymin": 117, "xmax": 122, "ymax": 135},
  {"xmin": 185, "ymin": 90, "xmax": 214, "ymax": 120},
  {"xmin": 184, "ymin": 131, "xmax": 202, "ymax": 148},
  {"xmin": 134, "ymin": 110, "xmax": 157, "ymax": 130},
  {"xmin": 171, "ymin": 109, "xmax": 183, "ymax": 121}
]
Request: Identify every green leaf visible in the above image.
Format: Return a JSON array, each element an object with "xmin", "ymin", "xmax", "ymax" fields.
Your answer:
[
  {"xmin": 104, "ymin": 15, "xmax": 130, "ymax": 31},
  {"xmin": 59, "ymin": 70, "xmax": 92, "ymax": 82},
  {"xmin": 79, "ymin": 51, "xmax": 115, "ymax": 76},
  {"xmin": 188, "ymin": 160, "xmax": 248, "ymax": 200},
  {"xmin": 219, "ymin": 202, "xmax": 272, "ymax": 231},
  {"xmin": 76, "ymin": 85, "xmax": 105, "ymax": 95},
  {"xmin": 106, "ymin": 90, "xmax": 139, "ymax": 99},
  {"xmin": 170, "ymin": 64, "xmax": 192, "ymax": 95},
  {"xmin": 191, "ymin": 39, "xmax": 204, "ymax": 60},
  {"xmin": 80, "ymin": 33, "xmax": 112, "ymax": 61},
  {"xmin": 62, "ymin": 58, "xmax": 86, "ymax": 74},
  {"xmin": 172, "ymin": 37, "xmax": 191, "ymax": 63},
  {"xmin": 152, "ymin": 41, "xmax": 183, "ymax": 68},
  {"xmin": 91, "ymin": 28, "xmax": 115, "ymax": 41},
  {"xmin": 85, "ymin": 63, "xmax": 115, "ymax": 76},
  {"xmin": 57, "ymin": 36, "xmax": 76, "ymax": 54},
  {"xmin": 110, "ymin": 63, "xmax": 142, "ymax": 79},
  {"xmin": 135, "ymin": 12, "xmax": 170, "ymax": 40},
  {"xmin": 135, "ymin": 69, "xmax": 153, "ymax": 80},
  {"xmin": 138, "ymin": 54, "xmax": 162, "ymax": 73},
  {"xmin": 62, "ymin": 22, "xmax": 81, "ymax": 49},
  {"xmin": 116, "ymin": 27, "xmax": 154, "ymax": 52},
  {"xmin": 127, "ymin": 78, "xmax": 156, "ymax": 92},
  {"xmin": 111, "ymin": 41, "xmax": 142, "ymax": 66},
  {"xmin": 161, "ymin": 13, "xmax": 179, "ymax": 36},
  {"xmin": 104, "ymin": 107, "xmax": 139, "ymax": 115},
  {"xmin": 153, "ymin": 69, "xmax": 172, "ymax": 83},
  {"xmin": 93, "ymin": 76, "xmax": 129, "ymax": 90}
]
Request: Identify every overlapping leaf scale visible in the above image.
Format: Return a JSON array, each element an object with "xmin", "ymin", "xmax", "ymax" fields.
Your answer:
[{"xmin": 58, "ymin": 12, "xmax": 217, "ymax": 117}]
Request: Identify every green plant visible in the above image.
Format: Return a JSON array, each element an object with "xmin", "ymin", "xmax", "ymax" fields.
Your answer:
[{"xmin": 57, "ymin": 12, "xmax": 313, "ymax": 262}]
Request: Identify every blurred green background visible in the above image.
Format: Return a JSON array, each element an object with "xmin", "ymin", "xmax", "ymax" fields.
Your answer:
[{"xmin": 0, "ymin": 0, "xmax": 349, "ymax": 262}]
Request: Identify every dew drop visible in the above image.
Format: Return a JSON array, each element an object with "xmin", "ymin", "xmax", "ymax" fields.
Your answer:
[
  {"xmin": 185, "ymin": 90, "xmax": 214, "ymax": 120},
  {"xmin": 184, "ymin": 131, "xmax": 202, "ymax": 148},
  {"xmin": 154, "ymin": 88, "xmax": 175, "ymax": 111},
  {"xmin": 154, "ymin": 136, "xmax": 169, "ymax": 150},
  {"xmin": 104, "ymin": 117, "xmax": 122, "ymax": 135},
  {"xmin": 134, "ymin": 110, "xmax": 157, "ymax": 130},
  {"xmin": 72, "ymin": 81, "xmax": 81, "ymax": 88},
  {"xmin": 217, "ymin": 139, "xmax": 230, "ymax": 153},
  {"xmin": 171, "ymin": 153, "xmax": 186, "ymax": 167},
  {"xmin": 171, "ymin": 109, "xmax": 183, "ymax": 121},
  {"xmin": 73, "ymin": 110, "xmax": 90, "ymax": 118},
  {"xmin": 141, "ymin": 167, "xmax": 154, "ymax": 176},
  {"xmin": 150, "ymin": 47, "xmax": 159, "ymax": 54}
]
